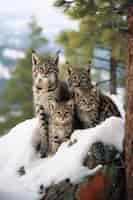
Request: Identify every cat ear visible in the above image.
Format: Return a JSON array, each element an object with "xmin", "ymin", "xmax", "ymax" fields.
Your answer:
[
  {"xmin": 49, "ymin": 101, "xmax": 56, "ymax": 113},
  {"xmin": 66, "ymin": 62, "xmax": 73, "ymax": 75},
  {"xmin": 92, "ymin": 85, "xmax": 97, "ymax": 92},
  {"xmin": 92, "ymin": 85, "xmax": 99, "ymax": 97},
  {"xmin": 67, "ymin": 99, "xmax": 74, "ymax": 110},
  {"xmin": 76, "ymin": 88, "xmax": 82, "ymax": 96},
  {"xmin": 75, "ymin": 89, "xmax": 81, "ymax": 102},
  {"xmin": 87, "ymin": 60, "xmax": 91, "ymax": 74},
  {"xmin": 32, "ymin": 50, "xmax": 41, "ymax": 65},
  {"xmin": 54, "ymin": 50, "xmax": 60, "ymax": 66}
]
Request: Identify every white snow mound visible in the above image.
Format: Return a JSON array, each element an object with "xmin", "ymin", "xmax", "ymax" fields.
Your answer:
[{"xmin": 0, "ymin": 116, "xmax": 124, "ymax": 199}]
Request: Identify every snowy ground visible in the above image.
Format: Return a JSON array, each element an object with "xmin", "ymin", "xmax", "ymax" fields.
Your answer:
[{"xmin": 0, "ymin": 95, "xmax": 125, "ymax": 200}]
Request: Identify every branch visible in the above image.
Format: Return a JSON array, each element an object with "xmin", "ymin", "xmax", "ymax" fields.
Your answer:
[{"xmin": 96, "ymin": 79, "xmax": 111, "ymax": 86}]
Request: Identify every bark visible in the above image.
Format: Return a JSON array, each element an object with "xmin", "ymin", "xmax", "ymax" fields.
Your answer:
[
  {"xmin": 110, "ymin": 56, "xmax": 117, "ymax": 94},
  {"xmin": 125, "ymin": 5, "xmax": 133, "ymax": 200}
]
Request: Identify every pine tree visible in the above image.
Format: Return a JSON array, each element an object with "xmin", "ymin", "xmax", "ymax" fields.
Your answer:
[
  {"xmin": 0, "ymin": 17, "xmax": 48, "ymax": 135},
  {"xmin": 55, "ymin": 0, "xmax": 127, "ymax": 94}
]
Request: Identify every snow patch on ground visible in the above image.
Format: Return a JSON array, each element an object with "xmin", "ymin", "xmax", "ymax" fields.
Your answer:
[{"xmin": 0, "ymin": 63, "xmax": 10, "ymax": 79}]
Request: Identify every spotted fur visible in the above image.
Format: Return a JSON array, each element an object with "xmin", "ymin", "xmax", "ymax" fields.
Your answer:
[
  {"xmin": 32, "ymin": 51, "xmax": 60, "ymax": 157},
  {"xmin": 67, "ymin": 62, "xmax": 92, "ymax": 90},
  {"xmin": 48, "ymin": 100, "xmax": 74, "ymax": 155},
  {"xmin": 67, "ymin": 64, "xmax": 121, "ymax": 129},
  {"xmin": 74, "ymin": 86, "xmax": 100, "ymax": 128},
  {"xmin": 32, "ymin": 51, "xmax": 70, "ymax": 157}
]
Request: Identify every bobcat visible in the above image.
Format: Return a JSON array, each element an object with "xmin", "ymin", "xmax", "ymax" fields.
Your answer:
[
  {"xmin": 48, "ymin": 100, "xmax": 74, "ymax": 155},
  {"xmin": 67, "ymin": 61, "xmax": 92, "ymax": 91},
  {"xmin": 74, "ymin": 86, "xmax": 121, "ymax": 128},
  {"xmin": 74, "ymin": 86, "xmax": 100, "ymax": 128},
  {"xmin": 32, "ymin": 51, "xmax": 70, "ymax": 157},
  {"xmin": 67, "ymin": 63, "xmax": 121, "ymax": 128}
]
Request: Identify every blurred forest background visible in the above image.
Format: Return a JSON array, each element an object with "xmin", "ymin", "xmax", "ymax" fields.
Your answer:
[{"xmin": 0, "ymin": 0, "xmax": 127, "ymax": 135}]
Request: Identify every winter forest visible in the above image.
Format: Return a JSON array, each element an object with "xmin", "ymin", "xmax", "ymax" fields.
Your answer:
[{"xmin": 0, "ymin": 0, "xmax": 133, "ymax": 200}]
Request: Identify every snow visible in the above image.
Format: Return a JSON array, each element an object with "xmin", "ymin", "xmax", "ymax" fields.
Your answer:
[
  {"xmin": 3, "ymin": 49, "xmax": 25, "ymax": 60},
  {"xmin": 0, "ymin": 63, "xmax": 10, "ymax": 79},
  {"xmin": 0, "ymin": 115, "xmax": 124, "ymax": 199},
  {"xmin": 0, "ymin": 116, "xmax": 6, "ymax": 123}
]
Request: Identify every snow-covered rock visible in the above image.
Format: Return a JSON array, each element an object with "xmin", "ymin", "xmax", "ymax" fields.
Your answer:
[{"xmin": 0, "ymin": 116, "xmax": 124, "ymax": 199}]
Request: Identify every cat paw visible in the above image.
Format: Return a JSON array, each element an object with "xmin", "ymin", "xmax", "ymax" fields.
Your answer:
[{"xmin": 40, "ymin": 150, "xmax": 47, "ymax": 158}]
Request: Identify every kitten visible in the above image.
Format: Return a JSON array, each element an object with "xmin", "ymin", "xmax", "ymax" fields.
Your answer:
[
  {"xmin": 32, "ymin": 51, "xmax": 70, "ymax": 157},
  {"xmin": 67, "ymin": 63, "xmax": 121, "ymax": 129},
  {"xmin": 48, "ymin": 100, "xmax": 74, "ymax": 155},
  {"xmin": 67, "ymin": 61, "xmax": 92, "ymax": 90},
  {"xmin": 32, "ymin": 50, "xmax": 59, "ymax": 157},
  {"xmin": 74, "ymin": 86, "xmax": 100, "ymax": 128}
]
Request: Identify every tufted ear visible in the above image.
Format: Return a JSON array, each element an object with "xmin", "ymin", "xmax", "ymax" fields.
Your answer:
[
  {"xmin": 49, "ymin": 101, "xmax": 56, "ymax": 114},
  {"xmin": 32, "ymin": 50, "xmax": 41, "ymax": 65},
  {"xmin": 92, "ymin": 85, "xmax": 100, "ymax": 99},
  {"xmin": 92, "ymin": 85, "xmax": 97, "ymax": 93},
  {"xmin": 75, "ymin": 89, "xmax": 82, "ymax": 102},
  {"xmin": 66, "ymin": 62, "xmax": 73, "ymax": 75},
  {"xmin": 54, "ymin": 50, "xmax": 60, "ymax": 66},
  {"xmin": 67, "ymin": 99, "xmax": 74, "ymax": 110},
  {"xmin": 86, "ymin": 60, "xmax": 91, "ymax": 75}
]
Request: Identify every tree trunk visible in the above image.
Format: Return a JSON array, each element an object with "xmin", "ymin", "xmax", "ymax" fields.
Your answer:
[
  {"xmin": 110, "ymin": 56, "xmax": 117, "ymax": 94},
  {"xmin": 125, "ymin": 5, "xmax": 133, "ymax": 200}
]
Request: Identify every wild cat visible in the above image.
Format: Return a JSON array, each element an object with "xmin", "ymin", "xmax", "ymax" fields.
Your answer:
[
  {"xmin": 48, "ymin": 99, "xmax": 74, "ymax": 155},
  {"xmin": 67, "ymin": 62, "xmax": 121, "ymax": 128},
  {"xmin": 32, "ymin": 51, "xmax": 70, "ymax": 157}
]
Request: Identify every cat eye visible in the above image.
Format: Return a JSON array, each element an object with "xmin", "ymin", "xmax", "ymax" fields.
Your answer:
[
  {"xmin": 89, "ymin": 98, "xmax": 93, "ymax": 102},
  {"xmin": 65, "ymin": 112, "xmax": 69, "ymax": 116},
  {"xmin": 75, "ymin": 93, "xmax": 80, "ymax": 98},
  {"xmin": 82, "ymin": 99, "xmax": 86, "ymax": 103},
  {"xmin": 36, "ymin": 86, "xmax": 42, "ymax": 90},
  {"xmin": 73, "ymin": 76, "xmax": 77, "ymax": 80},
  {"xmin": 81, "ymin": 75, "xmax": 86, "ymax": 79}
]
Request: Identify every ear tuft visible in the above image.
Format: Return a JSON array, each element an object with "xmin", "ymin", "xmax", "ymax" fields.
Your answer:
[
  {"xmin": 49, "ymin": 101, "xmax": 56, "ymax": 113},
  {"xmin": 75, "ymin": 89, "xmax": 81, "ymax": 101},
  {"xmin": 66, "ymin": 62, "xmax": 73, "ymax": 75},
  {"xmin": 32, "ymin": 51, "xmax": 40, "ymax": 65},
  {"xmin": 67, "ymin": 99, "xmax": 74, "ymax": 110},
  {"xmin": 54, "ymin": 50, "xmax": 61, "ymax": 66},
  {"xmin": 87, "ymin": 60, "xmax": 91, "ymax": 74},
  {"xmin": 92, "ymin": 85, "xmax": 98, "ymax": 93}
]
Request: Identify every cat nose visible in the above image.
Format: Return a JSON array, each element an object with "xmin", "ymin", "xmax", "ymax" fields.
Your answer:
[
  {"xmin": 38, "ymin": 78, "xmax": 42, "ymax": 83},
  {"xmin": 54, "ymin": 135, "xmax": 59, "ymax": 139}
]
